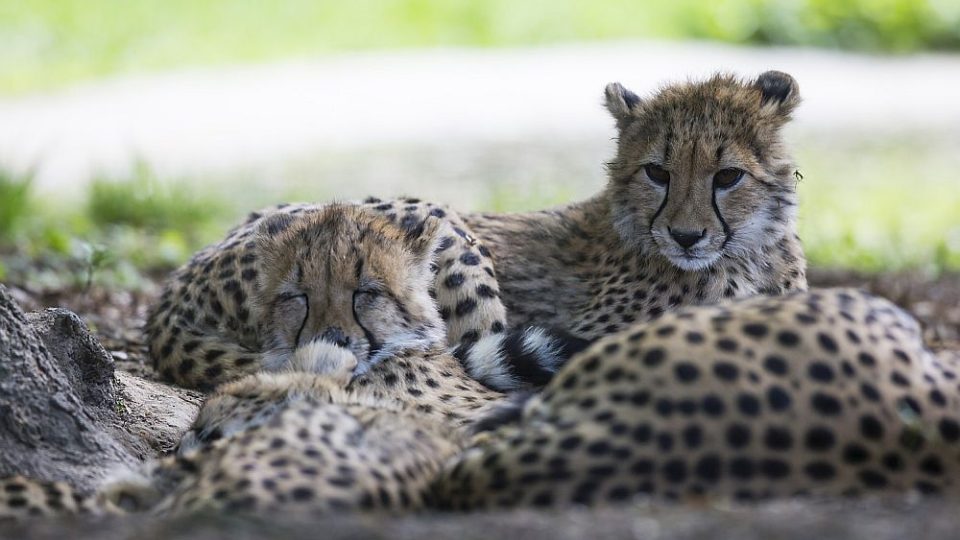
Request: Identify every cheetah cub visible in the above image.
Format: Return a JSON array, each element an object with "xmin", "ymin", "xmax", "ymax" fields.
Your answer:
[
  {"xmin": 451, "ymin": 71, "xmax": 809, "ymax": 388},
  {"xmin": 147, "ymin": 202, "xmax": 586, "ymax": 390}
]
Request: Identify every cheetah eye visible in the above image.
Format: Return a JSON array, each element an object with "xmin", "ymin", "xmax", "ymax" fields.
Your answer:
[
  {"xmin": 273, "ymin": 293, "xmax": 308, "ymax": 347},
  {"xmin": 278, "ymin": 292, "xmax": 307, "ymax": 305},
  {"xmin": 644, "ymin": 164, "xmax": 670, "ymax": 186},
  {"xmin": 354, "ymin": 285, "xmax": 382, "ymax": 298},
  {"xmin": 713, "ymin": 168, "xmax": 745, "ymax": 189},
  {"xmin": 352, "ymin": 286, "xmax": 383, "ymax": 310}
]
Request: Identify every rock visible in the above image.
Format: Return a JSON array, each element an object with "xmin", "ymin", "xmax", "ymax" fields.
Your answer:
[
  {"xmin": 25, "ymin": 308, "xmax": 117, "ymax": 420},
  {"xmin": 0, "ymin": 284, "xmax": 138, "ymax": 492},
  {"xmin": 113, "ymin": 370, "xmax": 202, "ymax": 455},
  {"xmin": 0, "ymin": 284, "xmax": 204, "ymax": 486}
]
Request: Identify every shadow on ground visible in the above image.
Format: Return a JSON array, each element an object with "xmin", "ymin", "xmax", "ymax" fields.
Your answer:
[{"xmin": 2, "ymin": 496, "xmax": 958, "ymax": 540}]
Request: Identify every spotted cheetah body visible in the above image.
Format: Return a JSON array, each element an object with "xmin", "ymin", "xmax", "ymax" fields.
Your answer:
[{"xmin": 438, "ymin": 289, "xmax": 960, "ymax": 507}]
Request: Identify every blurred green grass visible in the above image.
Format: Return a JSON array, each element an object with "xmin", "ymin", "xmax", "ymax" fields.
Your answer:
[
  {"xmin": 2, "ymin": 0, "xmax": 959, "ymax": 94},
  {"xmin": 87, "ymin": 162, "xmax": 224, "ymax": 234},
  {"xmin": 796, "ymin": 138, "xmax": 960, "ymax": 272},
  {"xmin": 0, "ymin": 164, "xmax": 229, "ymax": 289},
  {"xmin": 1, "ymin": 135, "xmax": 957, "ymax": 291},
  {"xmin": 0, "ymin": 169, "xmax": 32, "ymax": 244}
]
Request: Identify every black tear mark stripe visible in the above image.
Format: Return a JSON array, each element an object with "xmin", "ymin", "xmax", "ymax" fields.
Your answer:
[
  {"xmin": 352, "ymin": 290, "xmax": 382, "ymax": 357},
  {"xmin": 663, "ymin": 128, "xmax": 673, "ymax": 166},
  {"xmin": 648, "ymin": 175, "xmax": 670, "ymax": 233},
  {"xmin": 354, "ymin": 257, "xmax": 364, "ymax": 281},
  {"xmin": 296, "ymin": 295, "xmax": 309, "ymax": 347},
  {"xmin": 648, "ymin": 129, "xmax": 674, "ymax": 231},
  {"xmin": 712, "ymin": 186, "xmax": 732, "ymax": 250}
]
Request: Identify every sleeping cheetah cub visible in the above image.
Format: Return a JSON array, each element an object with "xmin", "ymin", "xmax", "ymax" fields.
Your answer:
[{"xmin": 147, "ymin": 202, "xmax": 586, "ymax": 390}]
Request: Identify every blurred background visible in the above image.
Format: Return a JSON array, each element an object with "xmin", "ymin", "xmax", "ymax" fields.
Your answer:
[{"xmin": 1, "ymin": 0, "xmax": 959, "ymax": 294}]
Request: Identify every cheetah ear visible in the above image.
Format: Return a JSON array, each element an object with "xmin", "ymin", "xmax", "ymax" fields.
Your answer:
[
  {"xmin": 255, "ymin": 213, "xmax": 297, "ymax": 255},
  {"xmin": 402, "ymin": 216, "xmax": 444, "ymax": 270},
  {"xmin": 258, "ymin": 213, "xmax": 297, "ymax": 239},
  {"xmin": 255, "ymin": 212, "xmax": 302, "ymax": 274},
  {"xmin": 754, "ymin": 70, "xmax": 800, "ymax": 117},
  {"xmin": 604, "ymin": 82, "xmax": 642, "ymax": 124}
]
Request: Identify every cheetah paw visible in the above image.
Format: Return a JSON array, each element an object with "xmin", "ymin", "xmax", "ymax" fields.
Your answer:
[{"xmin": 286, "ymin": 341, "xmax": 359, "ymax": 385}]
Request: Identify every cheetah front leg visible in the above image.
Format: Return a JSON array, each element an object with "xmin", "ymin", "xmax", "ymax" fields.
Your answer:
[
  {"xmin": 362, "ymin": 197, "xmax": 590, "ymax": 391},
  {"xmin": 361, "ymin": 197, "xmax": 507, "ymax": 347}
]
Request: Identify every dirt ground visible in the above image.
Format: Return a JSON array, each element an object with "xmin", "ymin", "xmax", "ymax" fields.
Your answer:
[{"xmin": 2, "ymin": 491, "xmax": 960, "ymax": 540}]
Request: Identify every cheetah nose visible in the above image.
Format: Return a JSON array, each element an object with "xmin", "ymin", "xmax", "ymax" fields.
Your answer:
[
  {"xmin": 320, "ymin": 327, "xmax": 351, "ymax": 348},
  {"xmin": 669, "ymin": 228, "xmax": 706, "ymax": 249}
]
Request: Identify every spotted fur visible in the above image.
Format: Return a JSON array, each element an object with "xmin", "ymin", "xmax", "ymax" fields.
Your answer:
[
  {"xmin": 146, "ymin": 203, "xmax": 449, "ymax": 389},
  {"xmin": 147, "ymin": 200, "xmax": 580, "ymax": 392},
  {"xmin": 453, "ymin": 71, "xmax": 807, "ymax": 387},
  {"xmin": 437, "ymin": 289, "xmax": 960, "ymax": 507},
  {"xmin": 0, "ymin": 476, "xmax": 113, "ymax": 521}
]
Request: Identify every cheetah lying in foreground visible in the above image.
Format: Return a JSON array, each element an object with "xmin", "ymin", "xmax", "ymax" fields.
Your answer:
[
  {"xmin": 5, "ymin": 288, "xmax": 957, "ymax": 520},
  {"xmin": 438, "ymin": 289, "xmax": 960, "ymax": 507},
  {"xmin": 3, "ymin": 205, "xmax": 958, "ymax": 521}
]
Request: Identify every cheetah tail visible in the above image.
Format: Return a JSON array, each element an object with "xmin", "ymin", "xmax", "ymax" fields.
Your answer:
[
  {"xmin": 469, "ymin": 391, "xmax": 536, "ymax": 434},
  {"xmin": 96, "ymin": 460, "xmax": 176, "ymax": 515},
  {"xmin": 0, "ymin": 475, "xmax": 112, "ymax": 521},
  {"xmin": 453, "ymin": 326, "xmax": 593, "ymax": 392}
]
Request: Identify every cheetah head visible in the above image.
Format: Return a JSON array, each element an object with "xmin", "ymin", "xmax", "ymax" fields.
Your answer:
[
  {"xmin": 253, "ymin": 204, "xmax": 445, "ymax": 372},
  {"xmin": 604, "ymin": 71, "xmax": 801, "ymax": 272}
]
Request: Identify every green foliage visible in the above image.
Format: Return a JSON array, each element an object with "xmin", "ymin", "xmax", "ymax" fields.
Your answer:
[
  {"xmin": 684, "ymin": 0, "xmax": 960, "ymax": 53},
  {"xmin": 0, "ymin": 134, "xmax": 957, "ymax": 294},
  {"xmin": 87, "ymin": 162, "xmax": 224, "ymax": 236},
  {"xmin": 0, "ymin": 170, "xmax": 32, "ymax": 241},
  {"xmin": 484, "ymin": 178, "xmax": 579, "ymax": 213},
  {"xmin": 2, "ymin": 0, "xmax": 958, "ymax": 94},
  {"xmin": 0, "ymin": 163, "xmax": 230, "ymax": 292},
  {"xmin": 796, "ymin": 137, "xmax": 960, "ymax": 272},
  {"xmin": 76, "ymin": 241, "xmax": 113, "ymax": 291}
]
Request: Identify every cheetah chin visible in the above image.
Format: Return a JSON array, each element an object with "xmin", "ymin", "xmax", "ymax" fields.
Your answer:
[{"xmin": 664, "ymin": 251, "xmax": 722, "ymax": 273}]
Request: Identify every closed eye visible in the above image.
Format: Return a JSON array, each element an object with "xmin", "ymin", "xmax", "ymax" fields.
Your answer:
[
  {"xmin": 355, "ymin": 288, "xmax": 381, "ymax": 297},
  {"xmin": 278, "ymin": 292, "xmax": 307, "ymax": 303},
  {"xmin": 352, "ymin": 286, "xmax": 385, "ymax": 314},
  {"xmin": 274, "ymin": 292, "xmax": 308, "ymax": 346},
  {"xmin": 354, "ymin": 278, "xmax": 385, "ymax": 298}
]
